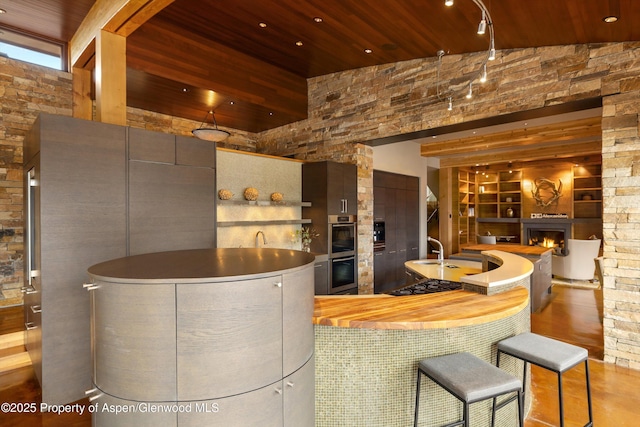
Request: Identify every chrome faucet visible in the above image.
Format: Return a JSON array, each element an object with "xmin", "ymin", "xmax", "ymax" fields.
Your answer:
[
  {"xmin": 255, "ymin": 231, "xmax": 267, "ymax": 247},
  {"xmin": 427, "ymin": 236, "xmax": 444, "ymax": 264}
]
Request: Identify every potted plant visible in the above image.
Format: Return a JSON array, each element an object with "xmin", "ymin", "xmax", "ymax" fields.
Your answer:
[{"xmin": 294, "ymin": 227, "xmax": 319, "ymax": 252}]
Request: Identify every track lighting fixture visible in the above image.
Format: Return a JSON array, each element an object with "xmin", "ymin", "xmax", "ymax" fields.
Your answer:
[
  {"xmin": 480, "ymin": 63, "xmax": 487, "ymax": 83},
  {"xmin": 436, "ymin": 0, "xmax": 495, "ymax": 111},
  {"xmin": 477, "ymin": 11, "xmax": 487, "ymax": 35}
]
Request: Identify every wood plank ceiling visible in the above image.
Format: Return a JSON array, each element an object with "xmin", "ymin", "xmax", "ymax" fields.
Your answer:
[{"xmin": 1, "ymin": 0, "xmax": 638, "ymax": 163}]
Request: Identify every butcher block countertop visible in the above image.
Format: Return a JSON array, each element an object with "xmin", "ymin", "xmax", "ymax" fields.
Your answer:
[{"xmin": 313, "ymin": 286, "xmax": 528, "ymax": 330}]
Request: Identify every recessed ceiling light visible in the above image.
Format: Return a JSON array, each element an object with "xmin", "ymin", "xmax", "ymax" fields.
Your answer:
[
  {"xmin": 269, "ymin": 112, "xmax": 274, "ymax": 116},
  {"xmin": 603, "ymin": 15, "xmax": 618, "ymax": 23},
  {"xmin": 259, "ymin": 22, "xmax": 267, "ymax": 28},
  {"xmin": 295, "ymin": 40, "xmax": 304, "ymax": 47},
  {"xmin": 313, "ymin": 17, "xmax": 323, "ymax": 23},
  {"xmin": 182, "ymin": 88, "xmax": 189, "ymax": 92},
  {"xmin": 0, "ymin": 9, "xmax": 6, "ymax": 14},
  {"xmin": 229, "ymin": 101, "xmax": 235, "ymax": 105},
  {"xmin": 364, "ymin": 49, "xmax": 373, "ymax": 54}
]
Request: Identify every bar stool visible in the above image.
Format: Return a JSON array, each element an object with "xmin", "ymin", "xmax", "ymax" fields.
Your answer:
[
  {"xmin": 414, "ymin": 352, "xmax": 523, "ymax": 427},
  {"xmin": 496, "ymin": 333, "xmax": 593, "ymax": 427}
]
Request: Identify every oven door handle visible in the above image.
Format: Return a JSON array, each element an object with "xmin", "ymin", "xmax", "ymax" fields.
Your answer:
[{"xmin": 332, "ymin": 256, "xmax": 355, "ymax": 263}]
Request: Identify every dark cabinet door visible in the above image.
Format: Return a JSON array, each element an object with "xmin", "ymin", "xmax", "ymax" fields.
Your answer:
[
  {"xmin": 373, "ymin": 171, "xmax": 420, "ymax": 293},
  {"xmin": 373, "ymin": 251, "xmax": 386, "ymax": 292},
  {"xmin": 341, "ymin": 163, "xmax": 358, "ymax": 215},
  {"xmin": 406, "ymin": 177, "xmax": 420, "ymax": 261},
  {"xmin": 326, "ymin": 162, "xmax": 344, "ymax": 214},
  {"xmin": 326, "ymin": 162, "xmax": 357, "ymax": 215}
]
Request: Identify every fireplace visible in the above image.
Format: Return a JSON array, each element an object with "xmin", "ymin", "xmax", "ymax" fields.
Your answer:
[{"xmin": 521, "ymin": 219, "xmax": 572, "ymax": 255}]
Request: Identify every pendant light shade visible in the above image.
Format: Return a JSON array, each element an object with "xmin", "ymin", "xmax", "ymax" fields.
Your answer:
[{"xmin": 192, "ymin": 111, "xmax": 230, "ymax": 142}]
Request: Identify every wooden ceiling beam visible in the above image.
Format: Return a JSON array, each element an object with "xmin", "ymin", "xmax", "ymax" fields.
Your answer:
[
  {"xmin": 69, "ymin": 0, "xmax": 174, "ymax": 69},
  {"xmin": 438, "ymin": 140, "xmax": 602, "ymax": 168},
  {"xmin": 421, "ymin": 117, "xmax": 601, "ymax": 158}
]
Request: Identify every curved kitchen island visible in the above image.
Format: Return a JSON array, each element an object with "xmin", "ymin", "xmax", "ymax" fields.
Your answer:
[
  {"xmin": 86, "ymin": 248, "xmax": 315, "ymax": 427},
  {"xmin": 313, "ymin": 251, "xmax": 533, "ymax": 427}
]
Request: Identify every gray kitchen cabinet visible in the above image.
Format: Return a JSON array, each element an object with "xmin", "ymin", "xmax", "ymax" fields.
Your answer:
[
  {"xmin": 86, "ymin": 248, "xmax": 315, "ymax": 426},
  {"xmin": 282, "ymin": 265, "xmax": 315, "ymax": 375},
  {"xmin": 129, "ymin": 162, "xmax": 216, "ymax": 255},
  {"xmin": 128, "ymin": 127, "xmax": 216, "ymax": 255},
  {"xmin": 23, "ymin": 114, "xmax": 127, "ymax": 405},
  {"xmin": 23, "ymin": 114, "xmax": 217, "ymax": 405},
  {"xmin": 92, "ymin": 392, "xmax": 177, "ymax": 427},
  {"xmin": 179, "ymin": 383, "xmax": 283, "ymax": 427},
  {"xmin": 313, "ymin": 259, "xmax": 329, "ymax": 295},
  {"xmin": 176, "ymin": 277, "xmax": 283, "ymax": 400},
  {"xmin": 92, "ymin": 281, "xmax": 177, "ymax": 401},
  {"xmin": 284, "ymin": 357, "xmax": 315, "ymax": 427}
]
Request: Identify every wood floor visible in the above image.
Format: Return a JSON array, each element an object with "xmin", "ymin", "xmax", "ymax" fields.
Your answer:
[{"xmin": 1, "ymin": 286, "xmax": 640, "ymax": 426}]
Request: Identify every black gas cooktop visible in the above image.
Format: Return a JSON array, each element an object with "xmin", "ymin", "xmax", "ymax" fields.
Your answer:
[{"xmin": 388, "ymin": 278, "xmax": 462, "ymax": 296}]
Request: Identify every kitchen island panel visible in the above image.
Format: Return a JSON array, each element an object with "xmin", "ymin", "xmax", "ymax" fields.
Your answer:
[
  {"xmin": 176, "ymin": 277, "xmax": 283, "ymax": 400},
  {"xmin": 315, "ymin": 308, "xmax": 529, "ymax": 427},
  {"xmin": 93, "ymin": 282, "xmax": 177, "ymax": 401}
]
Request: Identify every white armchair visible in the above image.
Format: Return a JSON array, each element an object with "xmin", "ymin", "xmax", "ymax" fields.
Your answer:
[{"xmin": 552, "ymin": 238, "xmax": 601, "ymax": 281}]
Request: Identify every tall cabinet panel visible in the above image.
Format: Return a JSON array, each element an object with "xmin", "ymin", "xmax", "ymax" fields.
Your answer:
[
  {"xmin": 23, "ymin": 114, "xmax": 127, "ymax": 405},
  {"xmin": 23, "ymin": 114, "xmax": 218, "ymax": 405},
  {"xmin": 128, "ymin": 128, "xmax": 216, "ymax": 255},
  {"xmin": 373, "ymin": 171, "xmax": 419, "ymax": 293},
  {"xmin": 302, "ymin": 161, "xmax": 357, "ymax": 255}
]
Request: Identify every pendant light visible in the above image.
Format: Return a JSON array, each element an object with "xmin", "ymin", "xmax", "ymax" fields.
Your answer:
[{"xmin": 192, "ymin": 111, "xmax": 230, "ymax": 142}]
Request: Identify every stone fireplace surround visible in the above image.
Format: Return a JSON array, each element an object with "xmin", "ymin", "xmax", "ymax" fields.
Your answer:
[{"xmin": 521, "ymin": 218, "xmax": 573, "ymax": 255}]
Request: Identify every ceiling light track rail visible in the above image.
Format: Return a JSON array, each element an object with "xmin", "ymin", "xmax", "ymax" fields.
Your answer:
[{"xmin": 437, "ymin": 0, "xmax": 495, "ymax": 111}]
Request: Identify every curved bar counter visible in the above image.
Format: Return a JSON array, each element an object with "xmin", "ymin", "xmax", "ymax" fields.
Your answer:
[
  {"xmin": 313, "ymin": 251, "xmax": 533, "ymax": 427},
  {"xmin": 87, "ymin": 248, "xmax": 316, "ymax": 427}
]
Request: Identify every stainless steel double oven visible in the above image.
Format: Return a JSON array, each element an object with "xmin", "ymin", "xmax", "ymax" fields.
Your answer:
[{"xmin": 328, "ymin": 215, "xmax": 357, "ymax": 294}]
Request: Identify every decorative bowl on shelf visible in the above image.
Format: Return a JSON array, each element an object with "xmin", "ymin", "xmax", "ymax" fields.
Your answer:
[
  {"xmin": 271, "ymin": 192, "xmax": 284, "ymax": 202},
  {"xmin": 218, "ymin": 189, "xmax": 233, "ymax": 200},
  {"xmin": 243, "ymin": 187, "xmax": 259, "ymax": 201}
]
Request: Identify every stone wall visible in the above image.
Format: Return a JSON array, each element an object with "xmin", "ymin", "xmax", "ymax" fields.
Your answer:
[
  {"xmin": 0, "ymin": 58, "xmax": 73, "ymax": 305},
  {"xmin": 257, "ymin": 42, "xmax": 640, "ymax": 369}
]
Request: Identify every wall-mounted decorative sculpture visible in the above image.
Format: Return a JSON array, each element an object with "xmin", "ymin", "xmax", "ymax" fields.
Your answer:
[{"xmin": 531, "ymin": 178, "xmax": 563, "ymax": 208}]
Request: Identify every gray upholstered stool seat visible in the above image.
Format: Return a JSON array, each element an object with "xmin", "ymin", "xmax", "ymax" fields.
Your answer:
[
  {"xmin": 497, "ymin": 333, "xmax": 593, "ymax": 427},
  {"xmin": 414, "ymin": 352, "xmax": 523, "ymax": 427}
]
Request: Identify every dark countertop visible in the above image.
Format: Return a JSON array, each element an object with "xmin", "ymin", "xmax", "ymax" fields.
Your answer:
[{"xmin": 87, "ymin": 248, "xmax": 316, "ymax": 283}]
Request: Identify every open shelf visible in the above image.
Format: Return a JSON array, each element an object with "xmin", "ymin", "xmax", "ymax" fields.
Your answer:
[
  {"xmin": 218, "ymin": 200, "xmax": 311, "ymax": 207},
  {"xmin": 217, "ymin": 219, "xmax": 312, "ymax": 227}
]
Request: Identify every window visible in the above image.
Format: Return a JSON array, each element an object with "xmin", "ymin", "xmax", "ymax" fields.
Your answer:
[{"xmin": 0, "ymin": 26, "xmax": 64, "ymax": 70}]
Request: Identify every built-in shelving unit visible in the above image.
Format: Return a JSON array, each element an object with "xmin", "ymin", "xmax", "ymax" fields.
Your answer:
[
  {"xmin": 572, "ymin": 163, "xmax": 603, "ymax": 239},
  {"xmin": 499, "ymin": 170, "xmax": 522, "ymax": 218},
  {"xmin": 476, "ymin": 171, "xmax": 498, "ymax": 218},
  {"xmin": 573, "ymin": 164, "xmax": 602, "ymax": 219},
  {"xmin": 457, "ymin": 169, "xmax": 476, "ymax": 248},
  {"xmin": 472, "ymin": 168, "xmax": 522, "ymax": 243}
]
